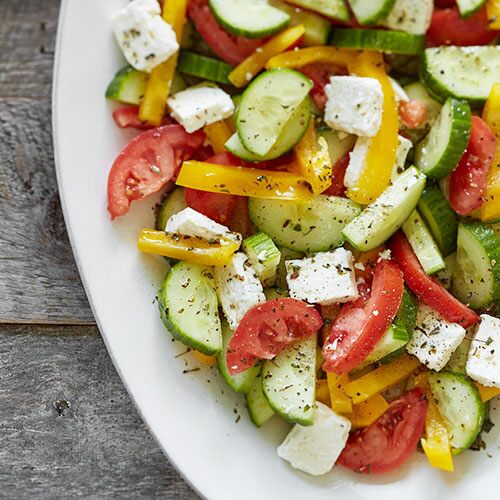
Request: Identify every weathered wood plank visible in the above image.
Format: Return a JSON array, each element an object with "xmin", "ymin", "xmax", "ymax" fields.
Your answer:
[
  {"xmin": 0, "ymin": 325, "xmax": 199, "ymax": 499},
  {"xmin": 0, "ymin": 0, "xmax": 58, "ymax": 100},
  {"xmin": 0, "ymin": 100, "xmax": 94, "ymax": 323}
]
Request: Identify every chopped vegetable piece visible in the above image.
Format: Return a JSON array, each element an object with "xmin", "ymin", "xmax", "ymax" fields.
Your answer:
[
  {"xmin": 203, "ymin": 121, "xmax": 233, "ymax": 153},
  {"xmin": 266, "ymin": 46, "xmax": 359, "ymax": 70},
  {"xmin": 348, "ymin": 394, "xmax": 389, "ymax": 430},
  {"xmin": 327, "ymin": 372, "xmax": 353, "ymax": 414}
]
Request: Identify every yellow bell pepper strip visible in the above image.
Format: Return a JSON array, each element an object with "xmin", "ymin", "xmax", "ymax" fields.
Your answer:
[
  {"xmin": 137, "ymin": 229, "xmax": 239, "ymax": 266},
  {"xmin": 228, "ymin": 24, "xmax": 306, "ymax": 88},
  {"xmin": 266, "ymin": 46, "xmax": 360, "ymax": 70},
  {"xmin": 487, "ymin": 0, "xmax": 500, "ymax": 29},
  {"xmin": 327, "ymin": 372, "xmax": 353, "ymax": 413},
  {"xmin": 476, "ymin": 382, "xmax": 500, "ymax": 402},
  {"xmin": 316, "ymin": 379, "xmax": 331, "ymax": 406},
  {"xmin": 414, "ymin": 372, "xmax": 454, "ymax": 471},
  {"xmin": 193, "ymin": 350, "xmax": 217, "ymax": 366},
  {"xmin": 346, "ymin": 51, "xmax": 399, "ymax": 205},
  {"xmin": 294, "ymin": 120, "xmax": 333, "ymax": 194},
  {"xmin": 139, "ymin": 0, "xmax": 187, "ymax": 125},
  {"xmin": 481, "ymin": 83, "xmax": 500, "ymax": 221},
  {"xmin": 176, "ymin": 160, "xmax": 314, "ymax": 201},
  {"xmin": 203, "ymin": 121, "xmax": 232, "ymax": 154},
  {"xmin": 343, "ymin": 354, "xmax": 421, "ymax": 405},
  {"xmin": 348, "ymin": 394, "xmax": 389, "ymax": 429}
]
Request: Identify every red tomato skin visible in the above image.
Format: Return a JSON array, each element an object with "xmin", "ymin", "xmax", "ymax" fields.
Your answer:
[
  {"xmin": 184, "ymin": 152, "xmax": 239, "ymax": 224},
  {"xmin": 323, "ymin": 153, "xmax": 350, "ymax": 197},
  {"xmin": 399, "ymin": 100, "xmax": 428, "ymax": 129},
  {"xmin": 449, "ymin": 116, "xmax": 497, "ymax": 216},
  {"xmin": 112, "ymin": 106, "xmax": 172, "ymax": 129},
  {"xmin": 322, "ymin": 260, "xmax": 405, "ymax": 374},
  {"xmin": 427, "ymin": 8, "xmax": 499, "ymax": 46},
  {"xmin": 299, "ymin": 63, "xmax": 347, "ymax": 110},
  {"xmin": 390, "ymin": 232, "xmax": 479, "ymax": 328},
  {"xmin": 338, "ymin": 389, "xmax": 427, "ymax": 474},
  {"xmin": 226, "ymin": 298, "xmax": 323, "ymax": 375},
  {"xmin": 188, "ymin": 0, "xmax": 263, "ymax": 65},
  {"xmin": 107, "ymin": 125, "xmax": 205, "ymax": 219}
]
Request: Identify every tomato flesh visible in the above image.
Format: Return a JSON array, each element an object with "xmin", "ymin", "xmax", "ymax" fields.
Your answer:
[
  {"xmin": 112, "ymin": 106, "xmax": 172, "ymax": 129},
  {"xmin": 399, "ymin": 100, "xmax": 428, "ymax": 129},
  {"xmin": 184, "ymin": 152, "xmax": 239, "ymax": 224},
  {"xmin": 107, "ymin": 125, "xmax": 204, "ymax": 219},
  {"xmin": 450, "ymin": 116, "xmax": 497, "ymax": 216},
  {"xmin": 338, "ymin": 389, "xmax": 427, "ymax": 474},
  {"xmin": 322, "ymin": 260, "xmax": 404, "ymax": 374},
  {"xmin": 390, "ymin": 231, "xmax": 479, "ymax": 328},
  {"xmin": 188, "ymin": 0, "xmax": 264, "ymax": 65},
  {"xmin": 299, "ymin": 63, "xmax": 347, "ymax": 110},
  {"xmin": 322, "ymin": 153, "xmax": 350, "ymax": 197},
  {"xmin": 226, "ymin": 298, "xmax": 323, "ymax": 375},
  {"xmin": 427, "ymin": 8, "xmax": 499, "ymax": 47}
]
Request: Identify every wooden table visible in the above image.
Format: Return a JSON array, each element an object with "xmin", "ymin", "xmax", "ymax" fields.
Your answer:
[{"xmin": 0, "ymin": 1, "xmax": 198, "ymax": 497}]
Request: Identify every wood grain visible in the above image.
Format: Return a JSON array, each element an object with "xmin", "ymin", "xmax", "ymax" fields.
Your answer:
[{"xmin": 0, "ymin": 325, "xmax": 198, "ymax": 499}]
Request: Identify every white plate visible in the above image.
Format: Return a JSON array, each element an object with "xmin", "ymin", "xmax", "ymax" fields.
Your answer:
[{"xmin": 52, "ymin": 1, "xmax": 499, "ymax": 498}]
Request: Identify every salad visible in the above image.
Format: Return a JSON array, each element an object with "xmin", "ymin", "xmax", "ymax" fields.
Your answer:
[{"xmin": 106, "ymin": 0, "xmax": 500, "ymax": 477}]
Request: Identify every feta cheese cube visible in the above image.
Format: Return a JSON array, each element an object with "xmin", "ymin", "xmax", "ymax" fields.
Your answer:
[
  {"xmin": 112, "ymin": 0, "xmax": 179, "ymax": 73},
  {"xmin": 165, "ymin": 207, "xmax": 241, "ymax": 245},
  {"xmin": 277, "ymin": 403, "xmax": 351, "ymax": 476},
  {"xmin": 285, "ymin": 249, "xmax": 358, "ymax": 306},
  {"xmin": 324, "ymin": 76, "xmax": 383, "ymax": 137},
  {"xmin": 215, "ymin": 253, "xmax": 265, "ymax": 329},
  {"xmin": 383, "ymin": 0, "xmax": 433, "ymax": 35},
  {"xmin": 167, "ymin": 85, "xmax": 234, "ymax": 133},
  {"xmin": 345, "ymin": 134, "xmax": 413, "ymax": 189},
  {"xmin": 406, "ymin": 304, "xmax": 466, "ymax": 371},
  {"xmin": 391, "ymin": 135, "xmax": 413, "ymax": 181},
  {"xmin": 467, "ymin": 314, "xmax": 500, "ymax": 388}
]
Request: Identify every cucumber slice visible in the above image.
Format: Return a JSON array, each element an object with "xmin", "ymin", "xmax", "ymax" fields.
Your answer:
[
  {"xmin": 177, "ymin": 51, "xmax": 233, "ymax": 85},
  {"xmin": 452, "ymin": 223, "xmax": 500, "ymax": 309},
  {"xmin": 249, "ymin": 195, "xmax": 362, "ymax": 253},
  {"xmin": 262, "ymin": 335, "xmax": 317, "ymax": 425},
  {"xmin": 243, "ymin": 232, "xmax": 281, "ymax": 288},
  {"xmin": 208, "ymin": 0, "xmax": 290, "ymax": 38},
  {"xmin": 414, "ymin": 98, "xmax": 471, "ymax": 179},
  {"xmin": 421, "ymin": 47, "xmax": 500, "ymax": 106},
  {"xmin": 217, "ymin": 321, "xmax": 261, "ymax": 393},
  {"xmin": 446, "ymin": 337, "xmax": 472, "ymax": 374},
  {"xmin": 316, "ymin": 128, "xmax": 356, "ymax": 166},
  {"xmin": 264, "ymin": 287, "xmax": 289, "ymax": 300},
  {"xmin": 348, "ymin": 0, "xmax": 397, "ymax": 26},
  {"xmin": 105, "ymin": 66, "xmax": 148, "ymax": 105},
  {"xmin": 417, "ymin": 184, "xmax": 458, "ymax": 256},
  {"xmin": 362, "ymin": 289, "xmax": 417, "ymax": 366},
  {"xmin": 237, "ymin": 69, "xmax": 313, "ymax": 156},
  {"xmin": 428, "ymin": 371, "xmax": 485, "ymax": 454},
  {"xmin": 402, "ymin": 210, "xmax": 445, "ymax": 275},
  {"xmin": 155, "ymin": 188, "xmax": 187, "ymax": 231},
  {"xmin": 342, "ymin": 166, "xmax": 426, "ymax": 252},
  {"xmin": 436, "ymin": 253, "xmax": 457, "ymax": 290},
  {"xmin": 246, "ymin": 375, "xmax": 275, "ymax": 427},
  {"xmin": 330, "ymin": 29, "xmax": 425, "ymax": 55},
  {"xmin": 158, "ymin": 262, "xmax": 222, "ymax": 355},
  {"xmin": 226, "ymin": 96, "xmax": 311, "ymax": 161},
  {"xmin": 456, "ymin": 0, "xmax": 486, "ymax": 18},
  {"xmin": 403, "ymin": 81, "xmax": 442, "ymax": 130},
  {"xmin": 269, "ymin": 0, "xmax": 331, "ymax": 46},
  {"xmin": 283, "ymin": 0, "xmax": 349, "ymax": 21}
]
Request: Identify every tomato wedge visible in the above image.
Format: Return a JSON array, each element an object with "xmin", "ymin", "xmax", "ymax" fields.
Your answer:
[
  {"xmin": 226, "ymin": 298, "xmax": 323, "ymax": 375},
  {"xmin": 322, "ymin": 153, "xmax": 350, "ymax": 197},
  {"xmin": 450, "ymin": 116, "xmax": 497, "ymax": 216},
  {"xmin": 184, "ymin": 152, "xmax": 239, "ymax": 224},
  {"xmin": 427, "ymin": 8, "xmax": 499, "ymax": 47},
  {"xmin": 399, "ymin": 100, "xmax": 428, "ymax": 129},
  {"xmin": 188, "ymin": 0, "xmax": 264, "ymax": 65},
  {"xmin": 299, "ymin": 63, "xmax": 347, "ymax": 110},
  {"xmin": 390, "ymin": 231, "xmax": 479, "ymax": 328},
  {"xmin": 112, "ymin": 106, "xmax": 172, "ymax": 130},
  {"xmin": 322, "ymin": 260, "xmax": 404, "ymax": 374},
  {"xmin": 107, "ymin": 125, "xmax": 204, "ymax": 219},
  {"xmin": 338, "ymin": 389, "xmax": 427, "ymax": 474}
]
